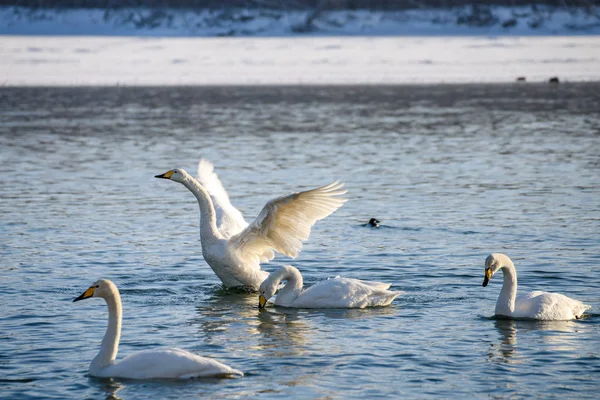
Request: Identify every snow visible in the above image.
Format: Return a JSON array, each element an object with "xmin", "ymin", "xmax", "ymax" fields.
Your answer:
[
  {"xmin": 1, "ymin": 5, "xmax": 599, "ymax": 86},
  {"xmin": 1, "ymin": 35, "xmax": 599, "ymax": 86}
]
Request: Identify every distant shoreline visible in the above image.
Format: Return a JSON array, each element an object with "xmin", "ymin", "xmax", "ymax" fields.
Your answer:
[{"xmin": 1, "ymin": 4, "xmax": 599, "ymax": 37}]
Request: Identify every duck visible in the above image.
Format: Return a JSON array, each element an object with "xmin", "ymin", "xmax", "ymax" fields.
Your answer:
[
  {"xmin": 155, "ymin": 160, "xmax": 347, "ymax": 291},
  {"xmin": 73, "ymin": 279, "xmax": 243, "ymax": 379},
  {"xmin": 365, "ymin": 218, "xmax": 380, "ymax": 228},
  {"xmin": 482, "ymin": 253, "xmax": 591, "ymax": 320},
  {"xmin": 258, "ymin": 265, "xmax": 403, "ymax": 309}
]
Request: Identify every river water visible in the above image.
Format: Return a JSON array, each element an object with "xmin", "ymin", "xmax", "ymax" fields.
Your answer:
[{"xmin": 1, "ymin": 84, "xmax": 599, "ymax": 399}]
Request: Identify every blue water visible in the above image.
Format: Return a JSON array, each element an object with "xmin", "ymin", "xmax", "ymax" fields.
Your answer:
[{"xmin": 1, "ymin": 84, "xmax": 599, "ymax": 399}]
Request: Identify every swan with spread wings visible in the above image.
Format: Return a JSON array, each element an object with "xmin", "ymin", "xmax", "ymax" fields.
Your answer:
[{"xmin": 155, "ymin": 160, "xmax": 347, "ymax": 290}]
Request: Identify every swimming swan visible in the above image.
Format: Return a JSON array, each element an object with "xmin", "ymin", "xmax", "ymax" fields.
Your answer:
[
  {"xmin": 155, "ymin": 160, "xmax": 347, "ymax": 290},
  {"xmin": 258, "ymin": 265, "xmax": 403, "ymax": 309},
  {"xmin": 482, "ymin": 253, "xmax": 591, "ymax": 320},
  {"xmin": 73, "ymin": 279, "xmax": 243, "ymax": 379}
]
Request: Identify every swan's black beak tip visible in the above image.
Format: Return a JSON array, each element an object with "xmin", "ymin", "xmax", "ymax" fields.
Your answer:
[
  {"xmin": 73, "ymin": 293, "xmax": 86, "ymax": 302},
  {"xmin": 155, "ymin": 170, "xmax": 174, "ymax": 179},
  {"xmin": 73, "ymin": 286, "xmax": 95, "ymax": 302},
  {"xmin": 258, "ymin": 295, "xmax": 267, "ymax": 309},
  {"xmin": 483, "ymin": 267, "xmax": 492, "ymax": 287}
]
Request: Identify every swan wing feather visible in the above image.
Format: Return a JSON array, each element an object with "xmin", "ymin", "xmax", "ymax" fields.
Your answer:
[
  {"xmin": 514, "ymin": 291, "xmax": 591, "ymax": 320},
  {"xmin": 229, "ymin": 181, "xmax": 347, "ymax": 264},
  {"xmin": 197, "ymin": 159, "xmax": 248, "ymax": 238},
  {"xmin": 101, "ymin": 348, "xmax": 243, "ymax": 379},
  {"xmin": 291, "ymin": 277, "xmax": 402, "ymax": 309}
]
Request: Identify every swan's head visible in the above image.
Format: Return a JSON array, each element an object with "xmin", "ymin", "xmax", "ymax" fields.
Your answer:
[
  {"xmin": 258, "ymin": 279, "xmax": 278, "ymax": 309},
  {"xmin": 483, "ymin": 253, "xmax": 504, "ymax": 287},
  {"xmin": 258, "ymin": 266, "xmax": 299, "ymax": 308},
  {"xmin": 73, "ymin": 279, "xmax": 115, "ymax": 302},
  {"xmin": 154, "ymin": 168, "xmax": 189, "ymax": 183}
]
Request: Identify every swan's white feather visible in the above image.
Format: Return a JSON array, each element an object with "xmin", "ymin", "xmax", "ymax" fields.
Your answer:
[
  {"xmin": 196, "ymin": 159, "xmax": 248, "ymax": 239},
  {"xmin": 289, "ymin": 277, "xmax": 402, "ymax": 309},
  {"xmin": 230, "ymin": 181, "xmax": 348, "ymax": 265},
  {"xmin": 512, "ymin": 291, "xmax": 591, "ymax": 321},
  {"xmin": 96, "ymin": 348, "xmax": 243, "ymax": 379}
]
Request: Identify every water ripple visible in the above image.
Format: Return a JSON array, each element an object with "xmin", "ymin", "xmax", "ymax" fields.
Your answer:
[{"xmin": 0, "ymin": 84, "xmax": 599, "ymax": 399}]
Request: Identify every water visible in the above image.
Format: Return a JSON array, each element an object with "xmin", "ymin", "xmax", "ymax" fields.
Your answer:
[{"xmin": 0, "ymin": 84, "xmax": 599, "ymax": 399}]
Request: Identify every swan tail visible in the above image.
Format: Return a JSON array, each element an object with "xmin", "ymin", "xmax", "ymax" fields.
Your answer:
[
  {"xmin": 180, "ymin": 368, "xmax": 244, "ymax": 379},
  {"xmin": 365, "ymin": 290, "xmax": 403, "ymax": 308},
  {"xmin": 575, "ymin": 303, "xmax": 592, "ymax": 319}
]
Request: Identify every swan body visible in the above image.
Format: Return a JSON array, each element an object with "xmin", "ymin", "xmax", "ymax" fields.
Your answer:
[
  {"xmin": 482, "ymin": 253, "xmax": 591, "ymax": 320},
  {"xmin": 156, "ymin": 160, "xmax": 347, "ymax": 290},
  {"xmin": 258, "ymin": 265, "xmax": 403, "ymax": 309},
  {"xmin": 73, "ymin": 279, "xmax": 243, "ymax": 379}
]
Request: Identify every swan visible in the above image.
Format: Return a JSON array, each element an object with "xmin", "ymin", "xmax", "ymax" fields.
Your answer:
[
  {"xmin": 258, "ymin": 265, "xmax": 403, "ymax": 309},
  {"xmin": 482, "ymin": 253, "xmax": 591, "ymax": 320},
  {"xmin": 155, "ymin": 160, "xmax": 347, "ymax": 290},
  {"xmin": 73, "ymin": 279, "xmax": 243, "ymax": 379}
]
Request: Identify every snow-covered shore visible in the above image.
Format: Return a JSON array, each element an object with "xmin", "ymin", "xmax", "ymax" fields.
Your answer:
[
  {"xmin": 2, "ymin": 35, "xmax": 599, "ymax": 86},
  {"xmin": 1, "ymin": 5, "xmax": 599, "ymax": 86},
  {"xmin": 1, "ymin": 5, "xmax": 600, "ymax": 37}
]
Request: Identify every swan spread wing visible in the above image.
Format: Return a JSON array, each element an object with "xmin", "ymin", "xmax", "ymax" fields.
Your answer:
[
  {"xmin": 102, "ymin": 348, "xmax": 243, "ymax": 379},
  {"xmin": 229, "ymin": 181, "xmax": 347, "ymax": 264},
  {"xmin": 197, "ymin": 159, "xmax": 248, "ymax": 238}
]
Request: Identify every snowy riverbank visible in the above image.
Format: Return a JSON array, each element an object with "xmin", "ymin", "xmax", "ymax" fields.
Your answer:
[{"xmin": 1, "ymin": 35, "xmax": 599, "ymax": 86}]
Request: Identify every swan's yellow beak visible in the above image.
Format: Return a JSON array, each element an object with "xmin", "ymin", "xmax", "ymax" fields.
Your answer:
[
  {"xmin": 482, "ymin": 267, "xmax": 492, "ymax": 287},
  {"xmin": 258, "ymin": 295, "xmax": 267, "ymax": 309},
  {"xmin": 155, "ymin": 170, "xmax": 174, "ymax": 179},
  {"xmin": 73, "ymin": 286, "xmax": 96, "ymax": 302}
]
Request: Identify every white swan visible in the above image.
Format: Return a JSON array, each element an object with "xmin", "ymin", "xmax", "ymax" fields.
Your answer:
[
  {"xmin": 258, "ymin": 265, "xmax": 403, "ymax": 309},
  {"xmin": 482, "ymin": 253, "xmax": 591, "ymax": 320},
  {"xmin": 73, "ymin": 279, "xmax": 243, "ymax": 379},
  {"xmin": 155, "ymin": 160, "xmax": 347, "ymax": 290}
]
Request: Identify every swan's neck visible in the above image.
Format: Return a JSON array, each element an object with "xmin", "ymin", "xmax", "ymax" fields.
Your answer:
[
  {"xmin": 495, "ymin": 259, "xmax": 517, "ymax": 316},
  {"xmin": 90, "ymin": 286, "xmax": 122, "ymax": 373},
  {"xmin": 273, "ymin": 266, "xmax": 304, "ymax": 305},
  {"xmin": 182, "ymin": 176, "xmax": 220, "ymax": 241}
]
